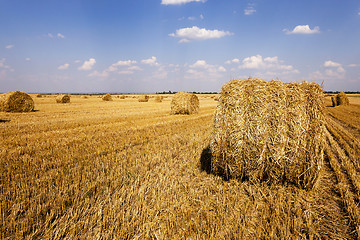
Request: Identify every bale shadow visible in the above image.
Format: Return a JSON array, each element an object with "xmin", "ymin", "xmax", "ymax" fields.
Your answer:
[
  {"xmin": 200, "ymin": 145, "xmax": 212, "ymax": 174},
  {"xmin": 0, "ymin": 119, "xmax": 10, "ymax": 123}
]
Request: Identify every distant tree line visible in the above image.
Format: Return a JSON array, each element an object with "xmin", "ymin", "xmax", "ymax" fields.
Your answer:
[{"xmin": 324, "ymin": 91, "xmax": 360, "ymax": 94}]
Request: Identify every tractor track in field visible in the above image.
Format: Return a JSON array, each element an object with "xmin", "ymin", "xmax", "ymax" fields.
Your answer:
[{"xmin": 324, "ymin": 111, "xmax": 360, "ymax": 237}]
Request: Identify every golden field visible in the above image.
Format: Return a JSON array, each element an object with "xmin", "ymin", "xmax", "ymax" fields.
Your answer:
[{"xmin": 1, "ymin": 94, "xmax": 360, "ymax": 239}]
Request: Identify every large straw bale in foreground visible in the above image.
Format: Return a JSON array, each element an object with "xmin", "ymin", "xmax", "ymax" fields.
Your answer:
[
  {"xmin": 0, "ymin": 91, "xmax": 34, "ymax": 112},
  {"xmin": 56, "ymin": 95, "xmax": 70, "ymax": 103},
  {"xmin": 210, "ymin": 78, "xmax": 324, "ymax": 189},
  {"xmin": 138, "ymin": 95, "xmax": 149, "ymax": 102},
  {"xmin": 102, "ymin": 93, "xmax": 112, "ymax": 101},
  {"xmin": 335, "ymin": 92, "xmax": 349, "ymax": 106},
  {"xmin": 171, "ymin": 92, "xmax": 199, "ymax": 115}
]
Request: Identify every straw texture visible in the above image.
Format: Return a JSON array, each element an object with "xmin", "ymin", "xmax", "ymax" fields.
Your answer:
[
  {"xmin": 56, "ymin": 95, "xmax": 70, "ymax": 103},
  {"xmin": 170, "ymin": 92, "xmax": 199, "ymax": 115},
  {"xmin": 0, "ymin": 91, "xmax": 34, "ymax": 112},
  {"xmin": 210, "ymin": 78, "xmax": 324, "ymax": 189}
]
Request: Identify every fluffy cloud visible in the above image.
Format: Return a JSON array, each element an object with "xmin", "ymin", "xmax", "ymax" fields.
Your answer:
[
  {"xmin": 244, "ymin": 6, "xmax": 256, "ymax": 15},
  {"xmin": 324, "ymin": 60, "xmax": 345, "ymax": 74},
  {"xmin": 324, "ymin": 60, "xmax": 341, "ymax": 68},
  {"xmin": 57, "ymin": 33, "xmax": 65, "ymax": 39},
  {"xmin": 238, "ymin": 55, "xmax": 295, "ymax": 71},
  {"xmin": 310, "ymin": 60, "xmax": 346, "ymax": 80},
  {"xmin": 169, "ymin": 26, "xmax": 233, "ymax": 43},
  {"xmin": 186, "ymin": 60, "xmax": 226, "ymax": 80},
  {"xmin": 225, "ymin": 58, "xmax": 240, "ymax": 64},
  {"xmin": 141, "ymin": 56, "xmax": 159, "ymax": 66},
  {"xmin": 58, "ymin": 63, "xmax": 69, "ymax": 70},
  {"xmin": 5, "ymin": 45, "xmax": 14, "ymax": 49},
  {"xmin": 108, "ymin": 60, "xmax": 137, "ymax": 72},
  {"xmin": 161, "ymin": 0, "xmax": 206, "ymax": 5},
  {"xmin": 78, "ymin": 58, "xmax": 96, "ymax": 71},
  {"xmin": 89, "ymin": 59, "xmax": 141, "ymax": 78},
  {"xmin": 284, "ymin": 25, "xmax": 320, "ymax": 34}
]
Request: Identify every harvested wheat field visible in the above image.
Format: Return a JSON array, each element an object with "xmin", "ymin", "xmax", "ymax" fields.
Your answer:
[{"xmin": 1, "ymin": 91, "xmax": 360, "ymax": 239}]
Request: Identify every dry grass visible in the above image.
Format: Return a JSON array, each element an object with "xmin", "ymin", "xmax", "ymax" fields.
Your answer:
[
  {"xmin": 211, "ymin": 78, "xmax": 324, "ymax": 189},
  {"xmin": 0, "ymin": 91, "xmax": 34, "ymax": 112},
  {"xmin": 0, "ymin": 93, "xmax": 359, "ymax": 239}
]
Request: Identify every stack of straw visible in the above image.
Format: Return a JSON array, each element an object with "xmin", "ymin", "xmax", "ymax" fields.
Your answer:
[
  {"xmin": 170, "ymin": 92, "xmax": 199, "ymax": 115},
  {"xmin": 210, "ymin": 78, "xmax": 324, "ymax": 189},
  {"xmin": 0, "ymin": 91, "xmax": 34, "ymax": 112}
]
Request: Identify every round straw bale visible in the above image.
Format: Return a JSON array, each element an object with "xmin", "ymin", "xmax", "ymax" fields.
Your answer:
[
  {"xmin": 0, "ymin": 91, "xmax": 34, "ymax": 112},
  {"xmin": 56, "ymin": 94, "xmax": 70, "ymax": 103},
  {"xmin": 336, "ymin": 92, "xmax": 349, "ymax": 106},
  {"xmin": 154, "ymin": 95, "xmax": 163, "ymax": 102},
  {"xmin": 102, "ymin": 93, "xmax": 113, "ymax": 101},
  {"xmin": 81, "ymin": 95, "xmax": 88, "ymax": 99},
  {"xmin": 138, "ymin": 95, "xmax": 149, "ymax": 102},
  {"xmin": 210, "ymin": 78, "xmax": 324, "ymax": 189},
  {"xmin": 170, "ymin": 92, "xmax": 199, "ymax": 115},
  {"xmin": 331, "ymin": 96, "xmax": 337, "ymax": 107},
  {"xmin": 36, "ymin": 94, "xmax": 42, "ymax": 98},
  {"xmin": 119, "ymin": 95, "xmax": 126, "ymax": 99}
]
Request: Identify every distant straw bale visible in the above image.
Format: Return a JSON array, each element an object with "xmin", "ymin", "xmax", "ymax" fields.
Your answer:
[
  {"xmin": 170, "ymin": 92, "xmax": 199, "ymax": 115},
  {"xmin": 81, "ymin": 95, "xmax": 88, "ymax": 99},
  {"xmin": 119, "ymin": 95, "xmax": 126, "ymax": 99},
  {"xmin": 336, "ymin": 92, "xmax": 349, "ymax": 106},
  {"xmin": 0, "ymin": 91, "xmax": 34, "ymax": 112},
  {"xmin": 210, "ymin": 78, "xmax": 324, "ymax": 189},
  {"xmin": 56, "ymin": 94, "xmax": 70, "ymax": 103},
  {"xmin": 102, "ymin": 93, "xmax": 113, "ymax": 101},
  {"xmin": 154, "ymin": 95, "xmax": 163, "ymax": 102},
  {"xmin": 138, "ymin": 95, "xmax": 149, "ymax": 102},
  {"xmin": 331, "ymin": 96, "xmax": 337, "ymax": 107},
  {"xmin": 36, "ymin": 94, "xmax": 42, "ymax": 98}
]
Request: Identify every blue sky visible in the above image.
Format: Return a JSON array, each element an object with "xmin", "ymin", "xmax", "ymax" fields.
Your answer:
[{"xmin": 0, "ymin": 0, "xmax": 359, "ymax": 93}]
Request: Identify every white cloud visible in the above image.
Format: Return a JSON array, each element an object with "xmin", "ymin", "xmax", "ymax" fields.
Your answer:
[
  {"xmin": 324, "ymin": 60, "xmax": 341, "ymax": 68},
  {"xmin": 239, "ymin": 55, "xmax": 295, "ymax": 71},
  {"xmin": 88, "ymin": 70, "xmax": 109, "ymax": 78},
  {"xmin": 78, "ymin": 58, "xmax": 96, "ymax": 71},
  {"xmin": 348, "ymin": 64, "xmax": 358, "ymax": 67},
  {"xmin": 57, "ymin": 33, "xmax": 65, "ymax": 39},
  {"xmin": 161, "ymin": 0, "xmax": 206, "ymax": 5},
  {"xmin": 244, "ymin": 6, "xmax": 256, "ymax": 15},
  {"xmin": 141, "ymin": 56, "xmax": 159, "ymax": 66},
  {"xmin": 89, "ymin": 60, "xmax": 140, "ymax": 78},
  {"xmin": 200, "ymin": 14, "xmax": 204, "ymax": 20},
  {"xmin": 108, "ymin": 60, "xmax": 137, "ymax": 71},
  {"xmin": 310, "ymin": 60, "xmax": 346, "ymax": 81},
  {"xmin": 25, "ymin": 58, "xmax": 31, "ymax": 61},
  {"xmin": 169, "ymin": 26, "xmax": 233, "ymax": 43},
  {"xmin": 225, "ymin": 58, "xmax": 240, "ymax": 64},
  {"xmin": 186, "ymin": 60, "xmax": 227, "ymax": 80},
  {"xmin": 5, "ymin": 45, "xmax": 14, "ymax": 49},
  {"xmin": 284, "ymin": 25, "xmax": 320, "ymax": 35},
  {"xmin": 58, "ymin": 63, "xmax": 69, "ymax": 70},
  {"xmin": 188, "ymin": 16, "xmax": 196, "ymax": 21},
  {"xmin": 324, "ymin": 60, "xmax": 345, "ymax": 74},
  {"xmin": 0, "ymin": 58, "xmax": 11, "ymax": 69},
  {"xmin": 48, "ymin": 33, "xmax": 54, "ymax": 38}
]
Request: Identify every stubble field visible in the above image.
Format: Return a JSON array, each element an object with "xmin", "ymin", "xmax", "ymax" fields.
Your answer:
[{"xmin": 1, "ymin": 94, "xmax": 360, "ymax": 239}]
